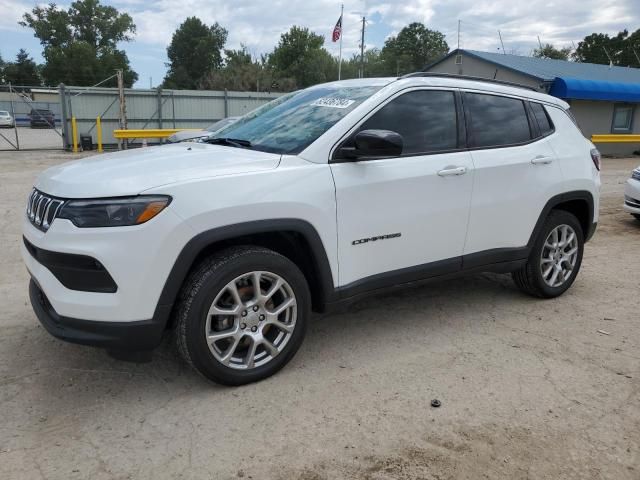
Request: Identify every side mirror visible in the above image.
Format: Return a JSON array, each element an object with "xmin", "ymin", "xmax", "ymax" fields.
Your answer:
[{"xmin": 343, "ymin": 129, "xmax": 403, "ymax": 159}]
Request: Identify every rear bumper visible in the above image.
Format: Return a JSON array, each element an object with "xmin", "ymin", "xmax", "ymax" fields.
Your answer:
[{"xmin": 29, "ymin": 279, "xmax": 168, "ymax": 351}]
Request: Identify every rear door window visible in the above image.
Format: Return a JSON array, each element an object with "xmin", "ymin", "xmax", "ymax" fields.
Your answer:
[{"xmin": 465, "ymin": 93, "xmax": 532, "ymax": 147}]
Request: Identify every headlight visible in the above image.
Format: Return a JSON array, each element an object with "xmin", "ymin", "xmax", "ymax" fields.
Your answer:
[{"xmin": 58, "ymin": 195, "xmax": 171, "ymax": 228}]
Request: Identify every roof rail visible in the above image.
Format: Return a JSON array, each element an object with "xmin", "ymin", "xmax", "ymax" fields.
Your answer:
[{"xmin": 399, "ymin": 72, "xmax": 539, "ymax": 92}]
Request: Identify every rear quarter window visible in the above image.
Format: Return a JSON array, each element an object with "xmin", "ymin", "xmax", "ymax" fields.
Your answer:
[{"xmin": 530, "ymin": 103, "xmax": 554, "ymax": 136}]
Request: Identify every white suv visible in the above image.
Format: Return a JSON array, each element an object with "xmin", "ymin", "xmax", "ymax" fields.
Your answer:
[{"xmin": 23, "ymin": 74, "xmax": 601, "ymax": 385}]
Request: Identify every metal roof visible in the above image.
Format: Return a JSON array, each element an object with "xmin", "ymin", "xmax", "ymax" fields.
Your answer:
[{"xmin": 429, "ymin": 49, "xmax": 640, "ymax": 85}]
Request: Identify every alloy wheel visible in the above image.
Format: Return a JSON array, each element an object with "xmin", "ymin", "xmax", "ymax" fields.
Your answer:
[
  {"xmin": 540, "ymin": 224, "xmax": 579, "ymax": 288},
  {"xmin": 204, "ymin": 271, "xmax": 297, "ymax": 370}
]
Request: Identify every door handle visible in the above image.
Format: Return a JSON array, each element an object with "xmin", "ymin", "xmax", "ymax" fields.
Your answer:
[
  {"xmin": 437, "ymin": 166, "xmax": 467, "ymax": 177},
  {"xmin": 531, "ymin": 155, "xmax": 553, "ymax": 165}
]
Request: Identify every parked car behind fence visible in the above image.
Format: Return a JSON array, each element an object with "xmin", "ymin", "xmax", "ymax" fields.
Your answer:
[
  {"xmin": 29, "ymin": 108, "xmax": 55, "ymax": 128},
  {"xmin": 0, "ymin": 110, "xmax": 15, "ymax": 128}
]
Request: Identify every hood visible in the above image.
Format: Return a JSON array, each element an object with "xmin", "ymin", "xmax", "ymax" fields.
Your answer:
[{"xmin": 36, "ymin": 143, "xmax": 281, "ymax": 198}]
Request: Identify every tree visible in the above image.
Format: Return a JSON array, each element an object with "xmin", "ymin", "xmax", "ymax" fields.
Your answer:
[
  {"xmin": 20, "ymin": 0, "xmax": 137, "ymax": 86},
  {"xmin": 163, "ymin": 17, "xmax": 228, "ymax": 89},
  {"xmin": 573, "ymin": 33, "xmax": 615, "ymax": 64},
  {"xmin": 2, "ymin": 49, "xmax": 41, "ymax": 85},
  {"xmin": 573, "ymin": 29, "xmax": 640, "ymax": 67},
  {"xmin": 533, "ymin": 43, "xmax": 572, "ymax": 61},
  {"xmin": 340, "ymin": 49, "xmax": 389, "ymax": 79},
  {"xmin": 0, "ymin": 54, "xmax": 5, "ymax": 83},
  {"xmin": 268, "ymin": 26, "xmax": 337, "ymax": 89},
  {"xmin": 381, "ymin": 23, "xmax": 449, "ymax": 75},
  {"xmin": 201, "ymin": 46, "xmax": 270, "ymax": 91}
]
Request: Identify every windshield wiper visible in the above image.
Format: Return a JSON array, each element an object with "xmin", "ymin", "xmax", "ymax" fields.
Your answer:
[{"xmin": 204, "ymin": 137, "xmax": 252, "ymax": 149}]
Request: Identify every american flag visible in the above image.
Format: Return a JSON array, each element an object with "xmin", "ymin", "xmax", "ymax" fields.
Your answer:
[{"xmin": 332, "ymin": 15, "xmax": 342, "ymax": 42}]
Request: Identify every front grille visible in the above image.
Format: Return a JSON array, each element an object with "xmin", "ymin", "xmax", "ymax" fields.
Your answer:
[
  {"xmin": 632, "ymin": 169, "xmax": 640, "ymax": 182},
  {"xmin": 26, "ymin": 189, "xmax": 65, "ymax": 232}
]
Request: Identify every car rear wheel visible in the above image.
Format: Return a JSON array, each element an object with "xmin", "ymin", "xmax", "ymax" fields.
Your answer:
[
  {"xmin": 633, "ymin": 214, "xmax": 640, "ymax": 222},
  {"xmin": 175, "ymin": 246, "xmax": 310, "ymax": 386},
  {"xmin": 512, "ymin": 210, "xmax": 584, "ymax": 298}
]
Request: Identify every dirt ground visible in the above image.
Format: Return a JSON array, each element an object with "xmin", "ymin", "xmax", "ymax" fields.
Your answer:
[{"xmin": 0, "ymin": 150, "xmax": 638, "ymax": 480}]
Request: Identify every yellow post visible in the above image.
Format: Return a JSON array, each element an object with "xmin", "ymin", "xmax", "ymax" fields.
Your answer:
[
  {"xmin": 96, "ymin": 116, "xmax": 103, "ymax": 152},
  {"xmin": 71, "ymin": 116, "xmax": 78, "ymax": 153}
]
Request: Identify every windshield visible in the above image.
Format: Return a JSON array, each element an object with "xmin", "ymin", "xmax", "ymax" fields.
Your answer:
[
  {"xmin": 205, "ymin": 117, "xmax": 237, "ymax": 133},
  {"xmin": 209, "ymin": 85, "xmax": 381, "ymax": 154}
]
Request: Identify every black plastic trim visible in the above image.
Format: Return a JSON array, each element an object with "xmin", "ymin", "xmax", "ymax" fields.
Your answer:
[
  {"xmin": 335, "ymin": 256, "xmax": 461, "ymax": 299},
  {"xmin": 332, "ymin": 248, "xmax": 529, "ymax": 305},
  {"xmin": 29, "ymin": 279, "xmax": 167, "ymax": 351},
  {"xmin": 152, "ymin": 219, "xmax": 336, "ymax": 325},
  {"xmin": 526, "ymin": 191, "xmax": 596, "ymax": 246},
  {"xmin": 586, "ymin": 222, "xmax": 598, "ymax": 242},
  {"xmin": 23, "ymin": 236, "xmax": 118, "ymax": 293}
]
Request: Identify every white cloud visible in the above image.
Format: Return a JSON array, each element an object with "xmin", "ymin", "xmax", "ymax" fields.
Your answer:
[{"xmin": 0, "ymin": 0, "xmax": 31, "ymax": 31}]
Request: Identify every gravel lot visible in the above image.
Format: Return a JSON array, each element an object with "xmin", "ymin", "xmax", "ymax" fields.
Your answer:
[
  {"xmin": 0, "ymin": 127, "xmax": 64, "ymax": 151},
  {"xmin": 1, "ymin": 151, "xmax": 639, "ymax": 480}
]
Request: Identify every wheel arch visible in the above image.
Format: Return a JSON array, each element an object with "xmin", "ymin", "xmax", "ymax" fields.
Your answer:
[
  {"xmin": 153, "ymin": 219, "xmax": 336, "ymax": 330},
  {"xmin": 528, "ymin": 191, "xmax": 596, "ymax": 247}
]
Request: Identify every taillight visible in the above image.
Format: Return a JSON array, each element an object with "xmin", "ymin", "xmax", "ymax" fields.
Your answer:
[{"xmin": 590, "ymin": 148, "xmax": 601, "ymax": 171}]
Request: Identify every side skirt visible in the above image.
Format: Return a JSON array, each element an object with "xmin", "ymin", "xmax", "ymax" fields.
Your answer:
[{"xmin": 327, "ymin": 247, "xmax": 529, "ymax": 310}]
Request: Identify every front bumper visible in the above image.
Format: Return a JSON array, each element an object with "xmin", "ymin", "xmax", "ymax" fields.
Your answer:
[
  {"xmin": 623, "ymin": 178, "xmax": 640, "ymax": 215},
  {"xmin": 22, "ymin": 207, "xmax": 190, "ymax": 323},
  {"xmin": 29, "ymin": 279, "xmax": 167, "ymax": 351}
]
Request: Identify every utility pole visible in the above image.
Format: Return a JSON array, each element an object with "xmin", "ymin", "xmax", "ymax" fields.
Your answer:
[
  {"xmin": 498, "ymin": 30, "xmax": 506, "ymax": 54},
  {"xmin": 631, "ymin": 47, "xmax": 640, "ymax": 66},
  {"xmin": 457, "ymin": 19, "xmax": 460, "ymax": 50},
  {"xmin": 117, "ymin": 69, "xmax": 127, "ymax": 149},
  {"xmin": 537, "ymin": 36, "xmax": 543, "ymax": 49},
  {"xmin": 359, "ymin": 16, "xmax": 366, "ymax": 78}
]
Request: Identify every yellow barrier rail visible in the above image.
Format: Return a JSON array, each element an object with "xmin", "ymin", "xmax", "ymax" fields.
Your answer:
[
  {"xmin": 591, "ymin": 134, "xmax": 640, "ymax": 143},
  {"xmin": 113, "ymin": 128, "xmax": 200, "ymax": 139}
]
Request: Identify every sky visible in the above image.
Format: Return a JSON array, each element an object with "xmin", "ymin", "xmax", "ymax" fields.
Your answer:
[{"xmin": 0, "ymin": 0, "xmax": 638, "ymax": 88}]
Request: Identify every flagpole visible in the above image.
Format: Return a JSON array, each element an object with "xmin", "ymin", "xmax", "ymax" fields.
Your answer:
[{"xmin": 338, "ymin": 3, "xmax": 344, "ymax": 80}]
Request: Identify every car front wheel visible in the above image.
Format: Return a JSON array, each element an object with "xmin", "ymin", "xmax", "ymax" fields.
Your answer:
[{"xmin": 175, "ymin": 246, "xmax": 310, "ymax": 386}]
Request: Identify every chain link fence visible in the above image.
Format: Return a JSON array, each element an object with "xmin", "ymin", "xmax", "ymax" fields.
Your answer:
[{"xmin": 0, "ymin": 83, "xmax": 281, "ymax": 151}]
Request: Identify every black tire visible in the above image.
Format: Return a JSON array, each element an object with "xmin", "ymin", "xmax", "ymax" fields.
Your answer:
[
  {"xmin": 633, "ymin": 214, "xmax": 640, "ymax": 222},
  {"xmin": 175, "ymin": 246, "xmax": 310, "ymax": 386},
  {"xmin": 512, "ymin": 210, "xmax": 584, "ymax": 298}
]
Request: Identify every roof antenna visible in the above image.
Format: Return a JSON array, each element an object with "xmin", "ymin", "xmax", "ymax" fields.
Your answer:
[
  {"xmin": 498, "ymin": 30, "xmax": 506, "ymax": 54},
  {"xmin": 632, "ymin": 46, "xmax": 640, "ymax": 66},
  {"xmin": 603, "ymin": 46, "xmax": 614, "ymax": 68}
]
